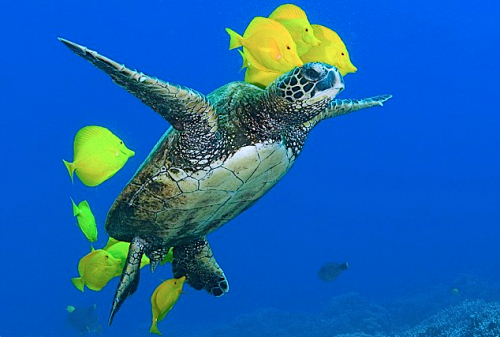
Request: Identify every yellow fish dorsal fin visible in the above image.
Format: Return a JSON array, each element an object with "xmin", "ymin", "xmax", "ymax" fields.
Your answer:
[
  {"xmin": 269, "ymin": 4, "xmax": 307, "ymax": 20},
  {"xmin": 244, "ymin": 17, "xmax": 283, "ymax": 37},
  {"xmin": 74, "ymin": 125, "xmax": 117, "ymax": 158},
  {"xmin": 226, "ymin": 28, "xmax": 244, "ymax": 50},
  {"xmin": 71, "ymin": 198, "xmax": 81, "ymax": 217},
  {"xmin": 312, "ymin": 24, "xmax": 340, "ymax": 43},
  {"xmin": 104, "ymin": 237, "xmax": 121, "ymax": 250}
]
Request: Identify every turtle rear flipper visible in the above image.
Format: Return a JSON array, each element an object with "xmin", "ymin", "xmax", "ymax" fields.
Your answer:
[
  {"xmin": 172, "ymin": 237, "xmax": 229, "ymax": 297},
  {"xmin": 58, "ymin": 38, "xmax": 219, "ymax": 134},
  {"xmin": 108, "ymin": 236, "xmax": 145, "ymax": 325}
]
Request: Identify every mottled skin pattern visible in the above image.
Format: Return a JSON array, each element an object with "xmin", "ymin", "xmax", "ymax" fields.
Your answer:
[{"xmin": 59, "ymin": 38, "xmax": 392, "ymax": 325}]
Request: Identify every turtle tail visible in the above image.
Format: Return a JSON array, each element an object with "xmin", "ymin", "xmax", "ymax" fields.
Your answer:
[{"xmin": 108, "ymin": 236, "xmax": 146, "ymax": 325}]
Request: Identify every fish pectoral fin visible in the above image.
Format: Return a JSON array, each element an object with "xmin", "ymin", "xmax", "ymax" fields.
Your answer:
[
  {"xmin": 172, "ymin": 237, "xmax": 229, "ymax": 297},
  {"xmin": 108, "ymin": 236, "xmax": 145, "ymax": 325},
  {"xmin": 59, "ymin": 38, "xmax": 220, "ymax": 135}
]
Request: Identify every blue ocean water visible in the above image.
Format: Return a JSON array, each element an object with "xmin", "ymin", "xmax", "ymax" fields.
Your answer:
[{"xmin": 1, "ymin": 0, "xmax": 499, "ymax": 336}]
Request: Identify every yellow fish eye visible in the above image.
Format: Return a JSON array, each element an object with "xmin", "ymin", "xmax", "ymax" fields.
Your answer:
[{"xmin": 305, "ymin": 28, "xmax": 309, "ymax": 32}]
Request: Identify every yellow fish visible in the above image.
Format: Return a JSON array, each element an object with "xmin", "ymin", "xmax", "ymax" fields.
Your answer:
[
  {"xmin": 103, "ymin": 237, "xmax": 150, "ymax": 269},
  {"xmin": 150, "ymin": 276, "xmax": 186, "ymax": 335},
  {"xmin": 268, "ymin": 4, "xmax": 321, "ymax": 56},
  {"xmin": 71, "ymin": 248, "xmax": 123, "ymax": 292},
  {"xmin": 71, "ymin": 198, "xmax": 97, "ymax": 242},
  {"xmin": 300, "ymin": 24, "xmax": 357, "ymax": 76},
  {"xmin": 63, "ymin": 125, "xmax": 135, "ymax": 187},
  {"xmin": 226, "ymin": 17, "xmax": 303, "ymax": 73},
  {"xmin": 244, "ymin": 65, "xmax": 282, "ymax": 89}
]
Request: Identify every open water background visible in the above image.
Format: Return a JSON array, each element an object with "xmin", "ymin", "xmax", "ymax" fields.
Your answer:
[{"xmin": 1, "ymin": 0, "xmax": 499, "ymax": 335}]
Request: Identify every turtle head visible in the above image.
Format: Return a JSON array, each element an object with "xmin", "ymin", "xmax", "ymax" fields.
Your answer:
[{"xmin": 268, "ymin": 62, "xmax": 344, "ymax": 125}]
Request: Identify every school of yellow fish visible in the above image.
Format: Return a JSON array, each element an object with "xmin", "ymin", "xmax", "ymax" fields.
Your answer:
[
  {"xmin": 64, "ymin": 3, "xmax": 359, "ymax": 334},
  {"xmin": 64, "ymin": 125, "xmax": 180, "ymax": 334},
  {"xmin": 226, "ymin": 4, "xmax": 357, "ymax": 88}
]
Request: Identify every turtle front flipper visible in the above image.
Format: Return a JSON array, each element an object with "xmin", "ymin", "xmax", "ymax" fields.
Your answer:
[
  {"xmin": 58, "ymin": 38, "xmax": 219, "ymax": 134},
  {"xmin": 304, "ymin": 94, "xmax": 393, "ymax": 129},
  {"xmin": 172, "ymin": 237, "xmax": 229, "ymax": 297},
  {"xmin": 108, "ymin": 236, "xmax": 146, "ymax": 325}
]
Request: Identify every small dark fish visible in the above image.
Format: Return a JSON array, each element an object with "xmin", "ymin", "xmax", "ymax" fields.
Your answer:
[{"xmin": 318, "ymin": 262, "xmax": 349, "ymax": 282}]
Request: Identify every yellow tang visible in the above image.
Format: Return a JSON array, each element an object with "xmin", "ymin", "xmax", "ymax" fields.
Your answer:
[
  {"xmin": 71, "ymin": 248, "xmax": 123, "ymax": 292},
  {"xmin": 268, "ymin": 4, "xmax": 321, "ymax": 56},
  {"xmin": 103, "ymin": 237, "xmax": 150, "ymax": 269},
  {"xmin": 226, "ymin": 16, "xmax": 303, "ymax": 73},
  {"xmin": 243, "ymin": 65, "xmax": 282, "ymax": 89},
  {"xmin": 150, "ymin": 276, "xmax": 186, "ymax": 335},
  {"xmin": 236, "ymin": 48, "xmax": 283, "ymax": 88},
  {"xmin": 300, "ymin": 24, "xmax": 357, "ymax": 76},
  {"xmin": 63, "ymin": 125, "xmax": 135, "ymax": 187},
  {"xmin": 71, "ymin": 198, "xmax": 97, "ymax": 242}
]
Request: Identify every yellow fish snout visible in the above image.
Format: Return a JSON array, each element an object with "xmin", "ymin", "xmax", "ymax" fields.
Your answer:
[
  {"xmin": 304, "ymin": 32, "xmax": 321, "ymax": 47},
  {"xmin": 120, "ymin": 146, "xmax": 135, "ymax": 158}
]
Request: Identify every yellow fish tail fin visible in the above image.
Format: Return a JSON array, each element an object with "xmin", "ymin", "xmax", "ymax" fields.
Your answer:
[
  {"xmin": 71, "ymin": 277, "xmax": 85, "ymax": 292},
  {"xmin": 226, "ymin": 28, "xmax": 243, "ymax": 50},
  {"xmin": 63, "ymin": 159, "xmax": 75, "ymax": 183},
  {"xmin": 269, "ymin": 4, "xmax": 307, "ymax": 20},
  {"xmin": 150, "ymin": 320, "xmax": 162, "ymax": 335},
  {"xmin": 71, "ymin": 198, "xmax": 81, "ymax": 217}
]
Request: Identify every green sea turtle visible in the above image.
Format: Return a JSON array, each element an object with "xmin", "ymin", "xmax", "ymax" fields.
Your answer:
[{"xmin": 59, "ymin": 37, "xmax": 392, "ymax": 324}]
